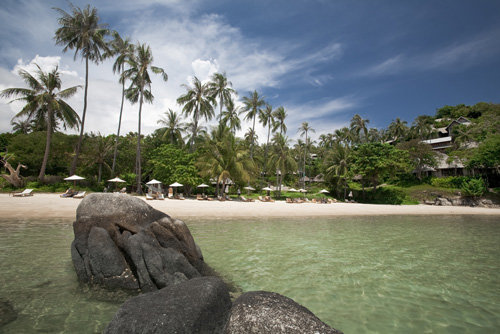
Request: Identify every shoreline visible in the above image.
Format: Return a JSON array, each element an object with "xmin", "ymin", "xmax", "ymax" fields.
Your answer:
[{"xmin": 0, "ymin": 193, "xmax": 499, "ymax": 220}]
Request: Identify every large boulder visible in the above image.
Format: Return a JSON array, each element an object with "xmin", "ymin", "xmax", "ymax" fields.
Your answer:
[
  {"xmin": 104, "ymin": 276, "xmax": 232, "ymax": 334},
  {"xmin": 71, "ymin": 193, "xmax": 207, "ymax": 292},
  {"xmin": 224, "ymin": 291, "xmax": 343, "ymax": 334}
]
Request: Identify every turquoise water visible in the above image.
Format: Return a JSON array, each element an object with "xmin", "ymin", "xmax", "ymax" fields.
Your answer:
[{"xmin": 0, "ymin": 216, "xmax": 499, "ymax": 333}]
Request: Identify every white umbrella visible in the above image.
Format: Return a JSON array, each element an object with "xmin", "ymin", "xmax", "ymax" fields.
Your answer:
[
  {"xmin": 108, "ymin": 177, "xmax": 126, "ymax": 183},
  {"xmin": 64, "ymin": 174, "xmax": 85, "ymax": 188},
  {"xmin": 244, "ymin": 186, "xmax": 255, "ymax": 191},
  {"xmin": 197, "ymin": 183, "xmax": 209, "ymax": 188},
  {"xmin": 146, "ymin": 179, "xmax": 162, "ymax": 185},
  {"xmin": 298, "ymin": 188, "xmax": 307, "ymax": 193},
  {"xmin": 262, "ymin": 187, "xmax": 273, "ymax": 191},
  {"xmin": 288, "ymin": 188, "xmax": 298, "ymax": 192},
  {"xmin": 319, "ymin": 189, "xmax": 330, "ymax": 194},
  {"xmin": 170, "ymin": 182, "xmax": 183, "ymax": 187}
]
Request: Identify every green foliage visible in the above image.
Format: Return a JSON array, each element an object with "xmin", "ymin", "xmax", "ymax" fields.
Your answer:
[
  {"xmin": 147, "ymin": 144, "xmax": 201, "ymax": 187},
  {"xmin": 352, "ymin": 186, "xmax": 409, "ymax": 205},
  {"xmin": 461, "ymin": 178, "xmax": 487, "ymax": 198},
  {"xmin": 350, "ymin": 143, "xmax": 411, "ymax": 189},
  {"xmin": 430, "ymin": 176, "xmax": 465, "ymax": 189},
  {"xmin": 467, "ymin": 134, "xmax": 500, "ymax": 169}
]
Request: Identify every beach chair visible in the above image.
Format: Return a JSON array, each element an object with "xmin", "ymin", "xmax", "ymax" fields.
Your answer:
[
  {"xmin": 197, "ymin": 194, "xmax": 204, "ymax": 200},
  {"xmin": 286, "ymin": 197, "xmax": 293, "ymax": 203},
  {"xmin": 60, "ymin": 188, "xmax": 75, "ymax": 198},
  {"xmin": 178, "ymin": 193, "xmax": 186, "ymax": 200},
  {"xmin": 158, "ymin": 193, "xmax": 165, "ymax": 200},
  {"xmin": 73, "ymin": 191, "xmax": 86, "ymax": 199},
  {"xmin": 146, "ymin": 193, "xmax": 154, "ymax": 200},
  {"xmin": 119, "ymin": 187, "xmax": 127, "ymax": 193},
  {"xmin": 258, "ymin": 196, "xmax": 264, "ymax": 202},
  {"xmin": 12, "ymin": 189, "xmax": 34, "ymax": 197},
  {"xmin": 264, "ymin": 196, "xmax": 275, "ymax": 202}
]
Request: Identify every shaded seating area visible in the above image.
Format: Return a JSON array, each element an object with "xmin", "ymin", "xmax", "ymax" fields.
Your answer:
[{"xmin": 12, "ymin": 189, "xmax": 33, "ymax": 197}]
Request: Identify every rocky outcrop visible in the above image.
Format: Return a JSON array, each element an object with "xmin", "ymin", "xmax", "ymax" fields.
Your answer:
[
  {"xmin": 104, "ymin": 276, "xmax": 232, "ymax": 334},
  {"xmin": 428, "ymin": 196, "xmax": 497, "ymax": 208},
  {"xmin": 224, "ymin": 291, "xmax": 342, "ymax": 334},
  {"xmin": 71, "ymin": 193, "xmax": 208, "ymax": 292}
]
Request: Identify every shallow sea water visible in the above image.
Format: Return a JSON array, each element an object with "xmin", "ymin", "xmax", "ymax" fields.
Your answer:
[{"xmin": 0, "ymin": 215, "xmax": 499, "ymax": 333}]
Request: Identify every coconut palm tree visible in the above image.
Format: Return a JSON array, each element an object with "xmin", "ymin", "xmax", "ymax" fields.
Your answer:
[
  {"xmin": 123, "ymin": 43, "xmax": 168, "ymax": 194},
  {"xmin": 83, "ymin": 133, "xmax": 113, "ymax": 183},
  {"xmin": 272, "ymin": 106, "xmax": 288, "ymax": 135},
  {"xmin": 106, "ymin": 31, "xmax": 135, "ymax": 175},
  {"xmin": 11, "ymin": 118, "xmax": 32, "ymax": 134},
  {"xmin": 411, "ymin": 115, "xmax": 434, "ymax": 140},
  {"xmin": 326, "ymin": 143, "xmax": 350, "ymax": 199},
  {"xmin": 244, "ymin": 127, "xmax": 258, "ymax": 148},
  {"xmin": 270, "ymin": 133, "xmax": 297, "ymax": 197},
  {"xmin": 388, "ymin": 117, "xmax": 409, "ymax": 142},
  {"xmin": 259, "ymin": 104, "xmax": 274, "ymax": 174},
  {"xmin": 207, "ymin": 72, "xmax": 236, "ymax": 120},
  {"xmin": 241, "ymin": 91, "xmax": 265, "ymax": 159},
  {"xmin": 1, "ymin": 64, "xmax": 81, "ymax": 181},
  {"xmin": 298, "ymin": 122, "xmax": 315, "ymax": 188},
  {"xmin": 157, "ymin": 109, "xmax": 186, "ymax": 146},
  {"xmin": 54, "ymin": 3, "xmax": 110, "ymax": 174},
  {"xmin": 177, "ymin": 76, "xmax": 215, "ymax": 151},
  {"xmin": 350, "ymin": 114, "xmax": 369, "ymax": 143},
  {"xmin": 197, "ymin": 125, "xmax": 251, "ymax": 198},
  {"xmin": 220, "ymin": 98, "xmax": 241, "ymax": 134}
]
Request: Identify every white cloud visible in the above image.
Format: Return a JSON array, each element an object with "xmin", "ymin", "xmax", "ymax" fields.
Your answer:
[{"xmin": 12, "ymin": 55, "xmax": 78, "ymax": 77}]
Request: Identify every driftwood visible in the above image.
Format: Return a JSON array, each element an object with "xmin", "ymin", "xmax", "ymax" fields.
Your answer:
[{"xmin": 1, "ymin": 155, "xmax": 26, "ymax": 188}]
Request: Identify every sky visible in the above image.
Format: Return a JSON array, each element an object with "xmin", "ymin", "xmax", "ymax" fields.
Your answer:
[{"xmin": 1, "ymin": 0, "xmax": 499, "ymax": 143}]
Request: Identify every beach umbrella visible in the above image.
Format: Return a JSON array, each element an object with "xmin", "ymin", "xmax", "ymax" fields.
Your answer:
[
  {"xmin": 108, "ymin": 177, "xmax": 126, "ymax": 183},
  {"xmin": 146, "ymin": 179, "xmax": 163, "ymax": 194},
  {"xmin": 64, "ymin": 174, "xmax": 85, "ymax": 188},
  {"xmin": 197, "ymin": 183, "xmax": 209, "ymax": 195},
  {"xmin": 170, "ymin": 182, "xmax": 183, "ymax": 197},
  {"xmin": 319, "ymin": 189, "xmax": 330, "ymax": 194},
  {"xmin": 288, "ymin": 188, "xmax": 298, "ymax": 192},
  {"xmin": 262, "ymin": 186, "xmax": 272, "ymax": 197},
  {"xmin": 146, "ymin": 179, "xmax": 162, "ymax": 185},
  {"xmin": 108, "ymin": 177, "xmax": 126, "ymax": 192},
  {"xmin": 244, "ymin": 186, "xmax": 255, "ymax": 191},
  {"xmin": 298, "ymin": 188, "xmax": 307, "ymax": 193}
]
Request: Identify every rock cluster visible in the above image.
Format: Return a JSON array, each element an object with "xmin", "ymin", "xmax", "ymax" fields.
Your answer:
[
  {"xmin": 71, "ymin": 193, "xmax": 208, "ymax": 292},
  {"xmin": 72, "ymin": 194, "xmax": 343, "ymax": 333},
  {"xmin": 425, "ymin": 196, "xmax": 496, "ymax": 207}
]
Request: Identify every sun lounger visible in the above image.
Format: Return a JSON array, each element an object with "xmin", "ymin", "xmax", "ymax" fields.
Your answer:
[
  {"xmin": 264, "ymin": 196, "xmax": 275, "ymax": 202},
  {"xmin": 73, "ymin": 191, "xmax": 86, "ymax": 199},
  {"xmin": 60, "ymin": 189, "xmax": 75, "ymax": 198},
  {"xmin": 286, "ymin": 198, "xmax": 293, "ymax": 203},
  {"xmin": 197, "ymin": 194, "xmax": 205, "ymax": 200},
  {"xmin": 240, "ymin": 196, "xmax": 254, "ymax": 202},
  {"xmin": 146, "ymin": 193, "xmax": 154, "ymax": 200},
  {"xmin": 12, "ymin": 189, "xmax": 34, "ymax": 197},
  {"xmin": 158, "ymin": 193, "xmax": 165, "ymax": 200}
]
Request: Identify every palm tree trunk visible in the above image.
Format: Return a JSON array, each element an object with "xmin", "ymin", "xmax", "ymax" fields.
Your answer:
[
  {"xmin": 190, "ymin": 109, "xmax": 199, "ymax": 152},
  {"xmin": 303, "ymin": 131, "xmax": 308, "ymax": 189},
  {"xmin": 98, "ymin": 163, "xmax": 102, "ymax": 183},
  {"xmin": 111, "ymin": 76, "xmax": 125, "ymax": 175},
  {"xmin": 70, "ymin": 55, "xmax": 89, "ymax": 174},
  {"xmin": 39, "ymin": 108, "xmax": 53, "ymax": 181},
  {"xmin": 264, "ymin": 123, "xmax": 271, "ymax": 173},
  {"xmin": 250, "ymin": 115, "xmax": 256, "ymax": 160},
  {"xmin": 136, "ymin": 88, "xmax": 144, "ymax": 194}
]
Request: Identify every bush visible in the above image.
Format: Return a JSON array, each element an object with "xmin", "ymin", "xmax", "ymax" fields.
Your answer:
[
  {"xmin": 430, "ymin": 176, "xmax": 468, "ymax": 189},
  {"xmin": 353, "ymin": 186, "xmax": 408, "ymax": 205},
  {"xmin": 461, "ymin": 178, "xmax": 486, "ymax": 198}
]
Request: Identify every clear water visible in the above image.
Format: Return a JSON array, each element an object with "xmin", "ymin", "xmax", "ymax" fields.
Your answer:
[{"xmin": 0, "ymin": 216, "xmax": 499, "ymax": 333}]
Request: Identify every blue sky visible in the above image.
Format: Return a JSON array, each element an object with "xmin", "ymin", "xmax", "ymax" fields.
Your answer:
[{"xmin": 1, "ymin": 0, "xmax": 499, "ymax": 142}]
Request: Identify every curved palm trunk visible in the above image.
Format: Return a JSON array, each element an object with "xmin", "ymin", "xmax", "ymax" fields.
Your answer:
[
  {"xmin": 39, "ymin": 108, "xmax": 53, "ymax": 181},
  {"xmin": 136, "ymin": 88, "xmax": 144, "ymax": 194},
  {"xmin": 70, "ymin": 55, "xmax": 89, "ymax": 174},
  {"xmin": 303, "ymin": 131, "xmax": 308, "ymax": 189},
  {"xmin": 189, "ymin": 109, "xmax": 199, "ymax": 152},
  {"xmin": 111, "ymin": 76, "xmax": 126, "ymax": 175}
]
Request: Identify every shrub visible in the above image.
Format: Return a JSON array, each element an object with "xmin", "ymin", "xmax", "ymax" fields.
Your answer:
[
  {"xmin": 430, "ymin": 176, "xmax": 468, "ymax": 189},
  {"xmin": 461, "ymin": 178, "xmax": 486, "ymax": 198}
]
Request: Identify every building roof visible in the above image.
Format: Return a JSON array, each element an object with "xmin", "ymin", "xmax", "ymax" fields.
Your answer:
[{"xmin": 422, "ymin": 136, "xmax": 452, "ymax": 144}]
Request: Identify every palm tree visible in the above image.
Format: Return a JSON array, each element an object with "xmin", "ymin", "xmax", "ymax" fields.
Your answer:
[
  {"xmin": 270, "ymin": 133, "xmax": 297, "ymax": 197},
  {"xmin": 54, "ymin": 3, "xmax": 110, "ymax": 174},
  {"xmin": 272, "ymin": 106, "xmax": 288, "ymax": 135},
  {"xmin": 241, "ymin": 91, "xmax": 265, "ymax": 159},
  {"xmin": 207, "ymin": 72, "xmax": 236, "ymax": 120},
  {"xmin": 1, "ymin": 65, "xmax": 81, "ymax": 181},
  {"xmin": 123, "ymin": 43, "xmax": 168, "ymax": 194},
  {"xmin": 259, "ymin": 104, "xmax": 274, "ymax": 175},
  {"xmin": 334, "ymin": 127, "xmax": 352, "ymax": 147},
  {"xmin": 350, "ymin": 114, "xmax": 370, "ymax": 143},
  {"xmin": 244, "ymin": 127, "xmax": 258, "ymax": 148},
  {"xmin": 411, "ymin": 115, "xmax": 434, "ymax": 140},
  {"xmin": 298, "ymin": 122, "xmax": 315, "ymax": 188},
  {"xmin": 197, "ymin": 125, "xmax": 252, "ymax": 198},
  {"xmin": 326, "ymin": 143, "xmax": 350, "ymax": 199},
  {"xmin": 157, "ymin": 109, "xmax": 186, "ymax": 145},
  {"xmin": 84, "ymin": 133, "xmax": 113, "ymax": 183},
  {"xmin": 11, "ymin": 118, "xmax": 31, "ymax": 134},
  {"xmin": 177, "ymin": 76, "xmax": 215, "ymax": 151},
  {"xmin": 220, "ymin": 98, "xmax": 241, "ymax": 134},
  {"xmin": 106, "ymin": 31, "xmax": 135, "ymax": 175},
  {"xmin": 388, "ymin": 117, "xmax": 409, "ymax": 142}
]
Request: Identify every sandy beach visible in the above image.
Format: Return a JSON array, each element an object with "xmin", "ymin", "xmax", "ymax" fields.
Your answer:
[{"xmin": 1, "ymin": 193, "xmax": 499, "ymax": 220}]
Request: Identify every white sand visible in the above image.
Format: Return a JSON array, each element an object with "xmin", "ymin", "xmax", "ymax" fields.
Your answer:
[{"xmin": 0, "ymin": 193, "xmax": 499, "ymax": 220}]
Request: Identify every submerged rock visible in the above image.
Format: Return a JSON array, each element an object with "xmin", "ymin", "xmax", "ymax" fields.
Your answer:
[
  {"xmin": 224, "ymin": 291, "xmax": 343, "ymax": 334},
  {"xmin": 105, "ymin": 276, "xmax": 231, "ymax": 334},
  {"xmin": 0, "ymin": 298, "xmax": 17, "ymax": 327},
  {"xmin": 71, "ymin": 193, "xmax": 208, "ymax": 292}
]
